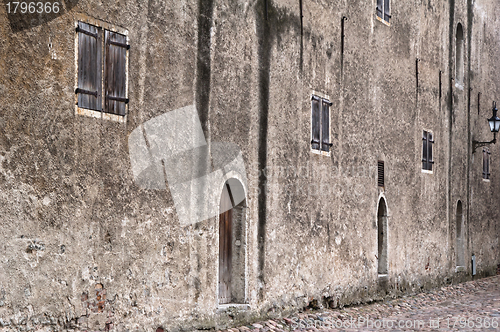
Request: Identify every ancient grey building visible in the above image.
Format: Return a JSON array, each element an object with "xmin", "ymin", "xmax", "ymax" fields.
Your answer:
[{"xmin": 0, "ymin": 0, "xmax": 499, "ymax": 330}]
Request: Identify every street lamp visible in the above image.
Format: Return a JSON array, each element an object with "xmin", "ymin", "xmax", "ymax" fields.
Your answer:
[{"xmin": 473, "ymin": 101, "xmax": 500, "ymax": 153}]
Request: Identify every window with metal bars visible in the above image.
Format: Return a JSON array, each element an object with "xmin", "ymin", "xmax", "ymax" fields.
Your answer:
[
  {"xmin": 483, "ymin": 149, "xmax": 491, "ymax": 180},
  {"xmin": 76, "ymin": 21, "xmax": 129, "ymax": 116},
  {"xmin": 376, "ymin": 0, "xmax": 391, "ymax": 23},
  {"xmin": 311, "ymin": 95, "xmax": 333, "ymax": 153},
  {"xmin": 378, "ymin": 161, "xmax": 384, "ymax": 187},
  {"xmin": 422, "ymin": 130, "xmax": 434, "ymax": 171}
]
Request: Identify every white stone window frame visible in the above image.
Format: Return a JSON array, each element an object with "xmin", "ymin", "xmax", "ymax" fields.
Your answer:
[
  {"xmin": 74, "ymin": 14, "xmax": 129, "ymax": 123},
  {"xmin": 310, "ymin": 91, "xmax": 332, "ymax": 157}
]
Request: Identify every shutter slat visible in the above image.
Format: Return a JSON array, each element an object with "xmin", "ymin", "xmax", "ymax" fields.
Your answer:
[
  {"xmin": 77, "ymin": 22, "xmax": 101, "ymax": 111},
  {"xmin": 105, "ymin": 31, "xmax": 128, "ymax": 116},
  {"xmin": 311, "ymin": 97, "xmax": 320, "ymax": 150},
  {"xmin": 428, "ymin": 132, "xmax": 433, "ymax": 171},
  {"xmin": 483, "ymin": 150, "xmax": 487, "ymax": 178},
  {"xmin": 383, "ymin": 0, "xmax": 390, "ymax": 22},
  {"xmin": 376, "ymin": 0, "xmax": 383, "ymax": 18},
  {"xmin": 422, "ymin": 131, "xmax": 428, "ymax": 170},
  {"xmin": 321, "ymin": 100, "xmax": 331, "ymax": 152}
]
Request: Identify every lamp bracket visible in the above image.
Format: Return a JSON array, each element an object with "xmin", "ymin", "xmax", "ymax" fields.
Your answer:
[{"xmin": 472, "ymin": 133, "xmax": 497, "ymax": 153}]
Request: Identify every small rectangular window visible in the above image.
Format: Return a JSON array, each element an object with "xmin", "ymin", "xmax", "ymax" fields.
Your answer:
[
  {"xmin": 483, "ymin": 149, "xmax": 491, "ymax": 180},
  {"xmin": 311, "ymin": 95, "xmax": 332, "ymax": 153},
  {"xmin": 422, "ymin": 130, "xmax": 434, "ymax": 171}
]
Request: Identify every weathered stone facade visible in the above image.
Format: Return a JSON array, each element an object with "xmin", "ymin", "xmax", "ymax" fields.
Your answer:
[{"xmin": 0, "ymin": 0, "xmax": 499, "ymax": 331}]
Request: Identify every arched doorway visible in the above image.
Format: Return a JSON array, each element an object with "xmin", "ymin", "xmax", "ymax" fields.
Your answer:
[
  {"xmin": 456, "ymin": 201, "xmax": 465, "ymax": 267},
  {"xmin": 218, "ymin": 178, "xmax": 247, "ymax": 305},
  {"xmin": 377, "ymin": 198, "xmax": 388, "ymax": 275}
]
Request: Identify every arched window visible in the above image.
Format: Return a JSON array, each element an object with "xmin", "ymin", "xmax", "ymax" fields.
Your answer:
[
  {"xmin": 456, "ymin": 201, "xmax": 465, "ymax": 267},
  {"xmin": 377, "ymin": 198, "xmax": 388, "ymax": 275},
  {"xmin": 456, "ymin": 24, "xmax": 464, "ymax": 85}
]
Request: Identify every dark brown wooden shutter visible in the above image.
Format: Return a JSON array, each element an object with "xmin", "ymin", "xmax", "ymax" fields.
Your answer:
[
  {"xmin": 321, "ymin": 100, "xmax": 332, "ymax": 152},
  {"xmin": 378, "ymin": 161, "xmax": 384, "ymax": 187},
  {"xmin": 483, "ymin": 150, "xmax": 490, "ymax": 179},
  {"xmin": 422, "ymin": 131, "xmax": 428, "ymax": 170},
  {"xmin": 483, "ymin": 150, "xmax": 487, "ymax": 179},
  {"xmin": 311, "ymin": 96, "xmax": 320, "ymax": 150},
  {"xmin": 376, "ymin": 0, "xmax": 383, "ymax": 19},
  {"xmin": 105, "ymin": 30, "xmax": 128, "ymax": 116},
  {"xmin": 487, "ymin": 151, "xmax": 491, "ymax": 179},
  {"xmin": 486, "ymin": 151, "xmax": 491, "ymax": 179},
  {"xmin": 383, "ymin": 0, "xmax": 390, "ymax": 22},
  {"xmin": 428, "ymin": 131, "xmax": 434, "ymax": 171},
  {"xmin": 77, "ymin": 22, "xmax": 102, "ymax": 111}
]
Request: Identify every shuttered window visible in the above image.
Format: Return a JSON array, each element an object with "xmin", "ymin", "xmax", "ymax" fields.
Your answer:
[
  {"xmin": 483, "ymin": 149, "xmax": 491, "ymax": 180},
  {"xmin": 77, "ymin": 22, "xmax": 102, "ymax": 111},
  {"xmin": 76, "ymin": 21, "xmax": 129, "ymax": 116},
  {"xmin": 311, "ymin": 95, "xmax": 333, "ymax": 153},
  {"xmin": 376, "ymin": 0, "xmax": 390, "ymax": 23},
  {"xmin": 422, "ymin": 130, "xmax": 434, "ymax": 171}
]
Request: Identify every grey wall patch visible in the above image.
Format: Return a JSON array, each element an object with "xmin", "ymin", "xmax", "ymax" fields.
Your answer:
[{"xmin": 129, "ymin": 104, "xmax": 247, "ymax": 227}]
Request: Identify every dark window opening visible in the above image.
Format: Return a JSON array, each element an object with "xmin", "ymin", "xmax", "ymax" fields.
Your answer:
[
  {"xmin": 311, "ymin": 95, "xmax": 332, "ymax": 152},
  {"xmin": 456, "ymin": 24, "xmax": 464, "ymax": 84},
  {"xmin": 483, "ymin": 149, "xmax": 491, "ymax": 180},
  {"xmin": 422, "ymin": 130, "xmax": 434, "ymax": 171},
  {"xmin": 456, "ymin": 201, "xmax": 465, "ymax": 267},
  {"xmin": 76, "ymin": 21, "xmax": 129, "ymax": 116},
  {"xmin": 378, "ymin": 161, "xmax": 385, "ymax": 187},
  {"xmin": 377, "ymin": 198, "xmax": 388, "ymax": 275},
  {"xmin": 219, "ymin": 179, "xmax": 247, "ymax": 305}
]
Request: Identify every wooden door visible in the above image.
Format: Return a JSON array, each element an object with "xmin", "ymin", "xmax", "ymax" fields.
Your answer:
[{"xmin": 219, "ymin": 209, "xmax": 232, "ymax": 304}]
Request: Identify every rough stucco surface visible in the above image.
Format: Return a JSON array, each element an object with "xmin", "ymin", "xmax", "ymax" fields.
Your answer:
[{"xmin": 0, "ymin": 0, "xmax": 499, "ymax": 331}]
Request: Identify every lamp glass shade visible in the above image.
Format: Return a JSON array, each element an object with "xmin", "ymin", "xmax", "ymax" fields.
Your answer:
[{"xmin": 488, "ymin": 107, "xmax": 500, "ymax": 133}]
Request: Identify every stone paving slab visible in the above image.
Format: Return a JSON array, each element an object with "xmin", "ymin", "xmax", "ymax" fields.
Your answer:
[{"xmin": 220, "ymin": 275, "xmax": 500, "ymax": 332}]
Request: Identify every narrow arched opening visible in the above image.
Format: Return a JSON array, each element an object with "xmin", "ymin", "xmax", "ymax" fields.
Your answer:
[
  {"xmin": 456, "ymin": 24, "xmax": 464, "ymax": 85},
  {"xmin": 218, "ymin": 178, "xmax": 247, "ymax": 305},
  {"xmin": 456, "ymin": 200, "xmax": 465, "ymax": 267},
  {"xmin": 377, "ymin": 198, "xmax": 388, "ymax": 275}
]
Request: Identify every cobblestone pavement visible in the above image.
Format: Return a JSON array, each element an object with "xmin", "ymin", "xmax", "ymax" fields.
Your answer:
[{"xmin": 221, "ymin": 275, "xmax": 500, "ymax": 332}]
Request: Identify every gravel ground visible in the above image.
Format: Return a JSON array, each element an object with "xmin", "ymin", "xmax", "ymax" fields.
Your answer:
[{"xmin": 220, "ymin": 275, "xmax": 500, "ymax": 332}]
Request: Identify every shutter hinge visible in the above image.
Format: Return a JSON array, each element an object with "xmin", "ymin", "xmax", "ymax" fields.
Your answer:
[
  {"xmin": 76, "ymin": 27, "xmax": 98, "ymax": 38},
  {"xmin": 108, "ymin": 39, "xmax": 130, "ymax": 49},
  {"xmin": 107, "ymin": 95, "xmax": 129, "ymax": 103},
  {"xmin": 75, "ymin": 88, "xmax": 98, "ymax": 97}
]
